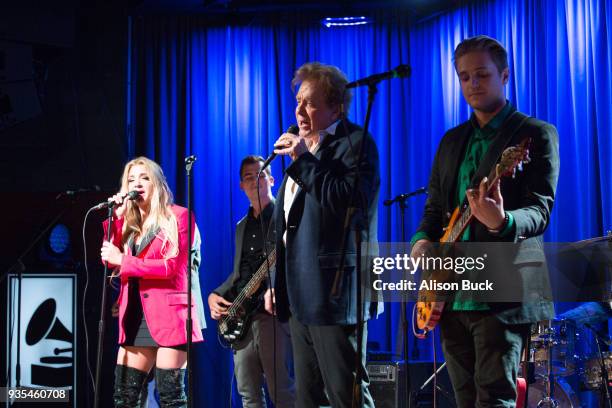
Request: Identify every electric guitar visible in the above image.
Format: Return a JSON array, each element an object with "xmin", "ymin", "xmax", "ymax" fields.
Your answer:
[
  {"xmin": 415, "ymin": 138, "xmax": 532, "ymax": 335},
  {"xmin": 217, "ymin": 248, "xmax": 276, "ymax": 347}
]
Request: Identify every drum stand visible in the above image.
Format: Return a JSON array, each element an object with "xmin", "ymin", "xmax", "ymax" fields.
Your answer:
[
  {"xmin": 413, "ymin": 362, "xmax": 456, "ymax": 407},
  {"xmin": 584, "ymin": 323, "xmax": 612, "ymax": 408},
  {"xmin": 534, "ymin": 322, "xmax": 559, "ymax": 407}
]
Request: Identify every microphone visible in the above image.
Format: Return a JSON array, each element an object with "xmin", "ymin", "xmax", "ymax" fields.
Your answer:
[
  {"xmin": 384, "ymin": 187, "xmax": 427, "ymax": 206},
  {"xmin": 346, "ymin": 64, "xmax": 411, "ymax": 89},
  {"xmin": 93, "ymin": 190, "xmax": 140, "ymax": 210},
  {"xmin": 259, "ymin": 124, "xmax": 299, "ymax": 173}
]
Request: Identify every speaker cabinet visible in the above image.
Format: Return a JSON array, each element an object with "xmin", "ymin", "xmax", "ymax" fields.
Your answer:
[
  {"xmin": 367, "ymin": 361, "xmax": 454, "ymax": 408},
  {"xmin": 368, "ymin": 361, "xmax": 407, "ymax": 408}
]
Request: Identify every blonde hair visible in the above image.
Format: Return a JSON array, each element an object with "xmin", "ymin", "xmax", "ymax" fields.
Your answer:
[{"xmin": 119, "ymin": 157, "xmax": 178, "ymax": 260}]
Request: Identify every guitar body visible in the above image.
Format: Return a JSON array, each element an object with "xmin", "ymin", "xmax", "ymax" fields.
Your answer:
[
  {"xmin": 217, "ymin": 290, "xmax": 263, "ymax": 347},
  {"xmin": 217, "ymin": 249, "xmax": 277, "ymax": 348},
  {"xmin": 414, "ymin": 139, "xmax": 532, "ymax": 336},
  {"xmin": 414, "ymin": 207, "xmax": 461, "ymax": 332},
  {"xmin": 440, "ymin": 206, "xmax": 462, "ymax": 243}
]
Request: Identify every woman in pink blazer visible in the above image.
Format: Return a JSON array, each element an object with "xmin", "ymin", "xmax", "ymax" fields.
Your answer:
[{"xmin": 100, "ymin": 156, "xmax": 203, "ymax": 407}]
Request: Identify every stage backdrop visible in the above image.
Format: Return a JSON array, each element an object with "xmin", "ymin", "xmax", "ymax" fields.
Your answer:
[{"xmin": 126, "ymin": 0, "xmax": 612, "ymax": 406}]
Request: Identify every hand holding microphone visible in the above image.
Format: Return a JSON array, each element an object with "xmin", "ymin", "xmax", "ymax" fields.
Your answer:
[
  {"xmin": 93, "ymin": 190, "xmax": 141, "ymax": 218},
  {"xmin": 272, "ymin": 124, "xmax": 304, "ymax": 162},
  {"xmin": 258, "ymin": 125, "xmax": 300, "ymax": 173}
]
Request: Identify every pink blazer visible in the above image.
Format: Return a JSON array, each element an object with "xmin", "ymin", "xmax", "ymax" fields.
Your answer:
[{"xmin": 103, "ymin": 205, "xmax": 204, "ymax": 346}]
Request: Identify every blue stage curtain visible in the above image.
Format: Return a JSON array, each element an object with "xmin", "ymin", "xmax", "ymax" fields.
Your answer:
[{"xmin": 128, "ymin": 1, "xmax": 612, "ymax": 406}]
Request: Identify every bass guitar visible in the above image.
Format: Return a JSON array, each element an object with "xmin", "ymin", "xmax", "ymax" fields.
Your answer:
[{"xmin": 217, "ymin": 248, "xmax": 276, "ymax": 347}]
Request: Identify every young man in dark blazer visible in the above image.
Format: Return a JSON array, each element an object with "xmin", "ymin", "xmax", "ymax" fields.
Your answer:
[
  {"xmin": 271, "ymin": 62, "xmax": 381, "ymax": 407},
  {"xmin": 411, "ymin": 36, "xmax": 560, "ymax": 407},
  {"xmin": 208, "ymin": 155, "xmax": 294, "ymax": 408}
]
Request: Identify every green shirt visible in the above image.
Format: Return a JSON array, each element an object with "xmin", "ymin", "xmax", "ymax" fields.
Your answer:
[
  {"xmin": 410, "ymin": 102, "xmax": 516, "ymax": 310},
  {"xmin": 452, "ymin": 102, "xmax": 514, "ymax": 310}
]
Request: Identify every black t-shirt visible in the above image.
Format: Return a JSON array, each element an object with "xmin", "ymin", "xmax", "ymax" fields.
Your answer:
[{"xmin": 234, "ymin": 203, "xmax": 274, "ymax": 295}]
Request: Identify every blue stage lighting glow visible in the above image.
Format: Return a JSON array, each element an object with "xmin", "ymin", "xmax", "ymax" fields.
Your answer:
[{"xmin": 49, "ymin": 224, "xmax": 70, "ymax": 255}]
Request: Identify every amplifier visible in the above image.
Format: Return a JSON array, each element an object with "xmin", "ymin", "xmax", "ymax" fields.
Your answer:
[
  {"xmin": 367, "ymin": 361, "xmax": 407, "ymax": 408},
  {"xmin": 367, "ymin": 361, "xmax": 454, "ymax": 408}
]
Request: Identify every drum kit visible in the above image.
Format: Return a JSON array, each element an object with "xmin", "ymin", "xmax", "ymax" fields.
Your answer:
[
  {"xmin": 524, "ymin": 318, "xmax": 612, "ymax": 407},
  {"xmin": 524, "ymin": 233, "xmax": 612, "ymax": 407}
]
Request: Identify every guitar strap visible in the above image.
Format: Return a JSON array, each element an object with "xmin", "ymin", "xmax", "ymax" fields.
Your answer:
[{"xmin": 463, "ymin": 110, "xmax": 531, "ymax": 208}]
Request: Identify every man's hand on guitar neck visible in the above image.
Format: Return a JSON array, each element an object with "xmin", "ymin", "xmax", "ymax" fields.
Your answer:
[
  {"xmin": 466, "ymin": 177, "xmax": 506, "ymax": 231},
  {"xmin": 208, "ymin": 293, "xmax": 232, "ymax": 320}
]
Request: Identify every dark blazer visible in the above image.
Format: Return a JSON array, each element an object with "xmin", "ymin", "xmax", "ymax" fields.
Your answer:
[
  {"xmin": 273, "ymin": 120, "xmax": 381, "ymax": 325},
  {"xmin": 416, "ymin": 107, "xmax": 560, "ymax": 324},
  {"xmin": 214, "ymin": 202, "xmax": 276, "ymax": 299}
]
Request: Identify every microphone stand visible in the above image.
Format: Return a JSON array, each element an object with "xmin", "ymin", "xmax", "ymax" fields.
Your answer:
[
  {"xmin": 331, "ymin": 82, "xmax": 378, "ymax": 408},
  {"xmin": 94, "ymin": 203, "xmax": 117, "ymax": 408},
  {"xmin": 185, "ymin": 155, "xmax": 196, "ymax": 408},
  {"xmin": 384, "ymin": 188, "xmax": 426, "ymax": 361},
  {"xmin": 384, "ymin": 191, "xmax": 418, "ymax": 407}
]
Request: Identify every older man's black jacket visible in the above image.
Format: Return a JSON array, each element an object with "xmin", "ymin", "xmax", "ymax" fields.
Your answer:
[{"xmin": 273, "ymin": 119, "xmax": 381, "ymax": 325}]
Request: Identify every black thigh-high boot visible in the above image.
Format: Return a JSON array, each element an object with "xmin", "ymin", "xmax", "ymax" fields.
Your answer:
[
  {"xmin": 113, "ymin": 364, "xmax": 149, "ymax": 407},
  {"xmin": 155, "ymin": 367, "xmax": 187, "ymax": 408}
]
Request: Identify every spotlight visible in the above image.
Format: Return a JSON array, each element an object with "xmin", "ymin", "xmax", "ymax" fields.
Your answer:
[
  {"xmin": 37, "ymin": 223, "xmax": 73, "ymax": 269},
  {"xmin": 321, "ymin": 16, "xmax": 372, "ymax": 28},
  {"xmin": 48, "ymin": 224, "xmax": 70, "ymax": 255}
]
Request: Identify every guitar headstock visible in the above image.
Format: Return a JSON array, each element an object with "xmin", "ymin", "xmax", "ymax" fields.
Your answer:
[{"xmin": 496, "ymin": 138, "xmax": 531, "ymax": 179}]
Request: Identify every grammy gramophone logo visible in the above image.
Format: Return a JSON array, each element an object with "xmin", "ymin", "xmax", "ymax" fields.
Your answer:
[
  {"xmin": 26, "ymin": 298, "xmax": 73, "ymax": 387},
  {"xmin": 8, "ymin": 274, "xmax": 76, "ymax": 393}
]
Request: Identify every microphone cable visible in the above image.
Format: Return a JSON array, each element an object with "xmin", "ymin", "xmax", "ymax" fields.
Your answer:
[{"xmin": 81, "ymin": 207, "xmax": 97, "ymax": 395}]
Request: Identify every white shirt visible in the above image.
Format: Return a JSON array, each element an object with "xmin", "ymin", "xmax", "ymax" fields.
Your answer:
[{"xmin": 282, "ymin": 120, "xmax": 340, "ymax": 245}]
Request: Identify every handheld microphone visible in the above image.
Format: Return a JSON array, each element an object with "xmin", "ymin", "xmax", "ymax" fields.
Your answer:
[
  {"xmin": 260, "ymin": 124, "xmax": 299, "ymax": 173},
  {"xmin": 346, "ymin": 64, "xmax": 411, "ymax": 89},
  {"xmin": 93, "ymin": 190, "xmax": 140, "ymax": 210}
]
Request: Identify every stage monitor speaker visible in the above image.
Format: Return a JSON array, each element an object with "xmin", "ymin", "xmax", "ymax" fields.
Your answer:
[
  {"xmin": 367, "ymin": 361, "xmax": 454, "ymax": 408},
  {"xmin": 367, "ymin": 361, "xmax": 407, "ymax": 408}
]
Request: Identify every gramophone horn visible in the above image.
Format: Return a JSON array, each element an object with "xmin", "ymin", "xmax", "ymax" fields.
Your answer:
[
  {"xmin": 26, "ymin": 298, "xmax": 72, "ymax": 345},
  {"xmin": 47, "ymin": 318, "xmax": 72, "ymax": 343}
]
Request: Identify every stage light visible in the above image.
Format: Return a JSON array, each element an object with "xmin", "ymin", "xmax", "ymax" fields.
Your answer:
[
  {"xmin": 48, "ymin": 223, "xmax": 70, "ymax": 255},
  {"xmin": 321, "ymin": 16, "xmax": 372, "ymax": 28}
]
